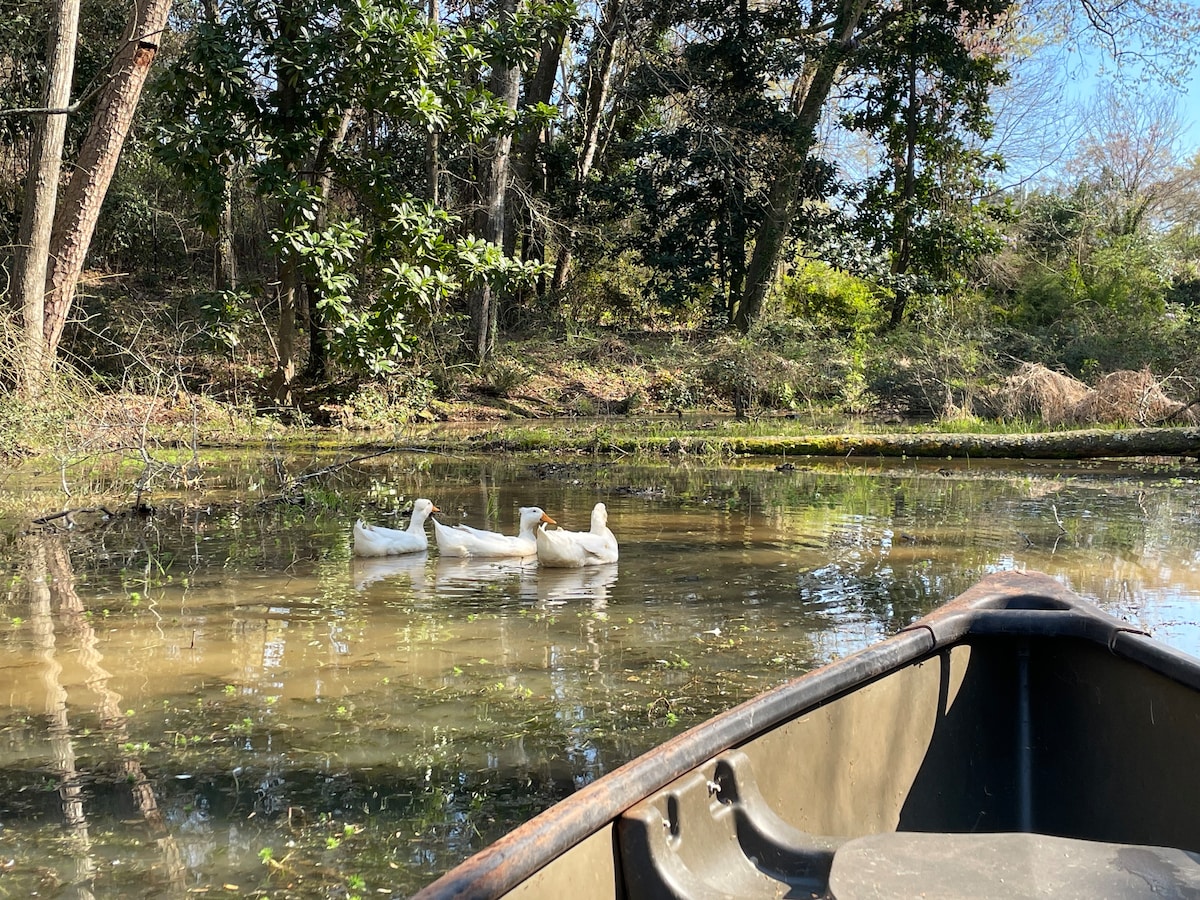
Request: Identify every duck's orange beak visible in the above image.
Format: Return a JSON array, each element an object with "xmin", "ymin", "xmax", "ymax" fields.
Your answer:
[
  {"xmin": 431, "ymin": 504, "xmax": 441, "ymax": 513},
  {"xmin": 541, "ymin": 513, "xmax": 557, "ymax": 525}
]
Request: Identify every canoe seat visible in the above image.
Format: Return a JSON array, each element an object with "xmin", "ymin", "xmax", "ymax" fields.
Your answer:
[
  {"xmin": 617, "ymin": 750, "xmax": 1200, "ymax": 899},
  {"xmin": 828, "ymin": 831, "xmax": 1200, "ymax": 899},
  {"xmin": 617, "ymin": 749, "xmax": 844, "ymax": 899}
]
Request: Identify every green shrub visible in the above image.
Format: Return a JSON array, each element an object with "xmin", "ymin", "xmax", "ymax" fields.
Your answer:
[
  {"xmin": 562, "ymin": 252, "xmax": 699, "ymax": 329},
  {"xmin": 699, "ymin": 337, "xmax": 808, "ymax": 414},
  {"xmin": 864, "ymin": 304, "xmax": 1001, "ymax": 418},
  {"xmin": 478, "ymin": 361, "xmax": 528, "ymax": 398},
  {"xmin": 345, "ymin": 374, "xmax": 438, "ymax": 427},
  {"xmin": 775, "ymin": 258, "xmax": 887, "ymax": 335},
  {"xmin": 648, "ymin": 369, "xmax": 703, "ymax": 411}
]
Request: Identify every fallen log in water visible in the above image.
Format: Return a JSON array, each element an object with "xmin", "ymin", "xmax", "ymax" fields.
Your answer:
[{"xmin": 621, "ymin": 427, "xmax": 1200, "ymax": 460}]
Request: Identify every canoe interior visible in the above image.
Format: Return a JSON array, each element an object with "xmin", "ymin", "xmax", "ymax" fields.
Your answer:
[{"xmin": 503, "ymin": 631, "xmax": 1200, "ymax": 900}]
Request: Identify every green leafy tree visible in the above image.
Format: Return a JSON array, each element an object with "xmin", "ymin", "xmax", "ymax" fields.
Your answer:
[
  {"xmin": 732, "ymin": 0, "xmax": 1200, "ymax": 333},
  {"xmin": 158, "ymin": 0, "xmax": 553, "ymax": 397},
  {"xmin": 616, "ymin": 0, "xmax": 788, "ymax": 324},
  {"xmin": 841, "ymin": 3, "xmax": 1008, "ymax": 327},
  {"xmin": 570, "ymin": 0, "xmax": 1011, "ymax": 333}
]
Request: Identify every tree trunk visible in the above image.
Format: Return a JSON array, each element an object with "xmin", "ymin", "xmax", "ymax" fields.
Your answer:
[
  {"xmin": 514, "ymin": 23, "xmax": 565, "ymax": 189},
  {"xmin": 735, "ymin": 0, "xmax": 870, "ymax": 332},
  {"xmin": 468, "ymin": 0, "xmax": 521, "ymax": 363},
  {"xmin": 551, "ymin": 0, "xmax": 624, "ymax": 296},
  {"xmin": 599, "ymin": 427, "xmax": 1200, "ymax": 460},
  {"xmin": 303, "ymin": 109, "xmax": 353, "ymax": 382},
  {"xmin": 426, "ymin": 131, "xmax": 440, "ymax": 205},
  {"xmin": 13, "ymin": 0, "xmax": 80, "ymax": 392},
  {"xmin": 203, "ymin": 0, "xmax": 238, "ymax": 293},
  {"xmin": 270, "ymin": 259, "xmax": 299, "ymax": 405},
  {"xmin": 270, "ymin": 0, "xmax": 302, "ymax": 402},
  {"xmin": 506, "ymin": 22, "xmax": 566, "ymax": 298},
  {"xmin": 214, "ymin": 167, "xmax": 238, "ymax": 292},
  {"xmin": 888, "ymin": 41, "xmax": 920, "ymax": 330},
  {"xmin": 42, "ymin": 0, "xmax": 172, "ymax": 359},
  {"xmin": 425, "ymin": 0, "xmax": 440, "ymax": 204},
  {"xmin": 724, "ymin": 174, "xmax": 748, "ymax": 315}
]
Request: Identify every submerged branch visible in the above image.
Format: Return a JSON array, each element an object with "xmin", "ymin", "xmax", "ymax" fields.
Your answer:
[
  {"xmin": 31, "ymin": 506, "xmax": 120, "ymax": 529},
  {"xmin": 287, "ymin": 447, "xmax": 437, "ymax": 486}
]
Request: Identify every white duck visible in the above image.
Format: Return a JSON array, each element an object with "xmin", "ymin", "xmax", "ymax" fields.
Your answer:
[
  {"xmin": 536, "ymin": 502, "xmax": 619, "ymax": 567},
  {"xmin": 432, "ymin": 506, "xmax": 556, "ymax": 558},
  {"xmin": 352, "ymin": 499, "xmax": 439, "ymax": 557}
]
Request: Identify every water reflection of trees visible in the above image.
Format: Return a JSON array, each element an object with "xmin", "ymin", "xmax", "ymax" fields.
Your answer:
[{"xmin": 16, "ymin": 534, "xmax": 185, "ymax": 897}]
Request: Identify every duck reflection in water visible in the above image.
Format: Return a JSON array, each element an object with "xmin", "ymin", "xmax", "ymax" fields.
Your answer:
[
  {"xmin": 350, "ymin": 553, "xmax": 430, "ymax": 592},
  {"xmin": 524, "ymin": 563, "xmax": 618, "ymax": 613},
  {"xmin": 433, "ymin": 555, "xmax": 537, "ymax": 596}
]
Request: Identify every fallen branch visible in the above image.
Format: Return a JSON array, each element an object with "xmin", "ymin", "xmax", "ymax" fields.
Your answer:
[
  {"xmin": 32, "ymin": 506, "xmax": 119, "ymax": 529},
  {"xmin": 258, "ymin": 446, "xmax": 446, "ymax": 506},
  {"xmin": 1152, "ymin": 398, "xmax": 1200, "ymax": 427}
]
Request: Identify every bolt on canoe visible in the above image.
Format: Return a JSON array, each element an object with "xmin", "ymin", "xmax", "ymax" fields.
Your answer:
[{"xmin": 414, "ymin": 570, "xmax": 1200, "ymax": 900}]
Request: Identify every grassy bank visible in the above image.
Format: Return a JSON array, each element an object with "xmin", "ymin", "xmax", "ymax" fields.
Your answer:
[{"xmin": 5, "ymin": 326, "xmax": 1199, "ymax": 469}]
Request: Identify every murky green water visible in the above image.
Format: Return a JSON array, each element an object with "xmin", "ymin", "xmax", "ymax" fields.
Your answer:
[{"xmin": 2, "ymin": 448, "xmax": 1200, "ymax": 897}]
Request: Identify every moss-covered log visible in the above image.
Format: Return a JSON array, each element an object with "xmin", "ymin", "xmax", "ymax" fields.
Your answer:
[
  {"xmin": 473, "ymin": 426, "xmax": 1200, "ymax": 459},
  {"xmin": 645, "ymin": 428, "xmax": 1200, "ymax": 459}
]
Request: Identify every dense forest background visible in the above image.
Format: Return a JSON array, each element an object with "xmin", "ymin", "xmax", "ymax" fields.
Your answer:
[{"xmin": 3, "ymin": 0, "xmax": 1200, "ymax": 438}]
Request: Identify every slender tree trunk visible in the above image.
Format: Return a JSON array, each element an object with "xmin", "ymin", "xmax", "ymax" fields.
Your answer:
[
  {"xmin": 735, "ymin": 0, "xmax": 870, "ymax": 332},
  {"xmin": 203, "ymin": 0, "xmax": 237, "ymax": 293},
  {"xmin": 303, "ymin": 109, "xmax": 352, "ymax": 381},
  {"xmin": 468, "ymin": 0, "xmax": 521, "ymax": 362},
  {"xmin": 13, "ymin": 0, "xmax": 80, "ymax": 393},
  {"xmin": 426, "ymin": 0, "xmax": 440, "ymax": 204},
  {"xmin": 42, "ymin": 0, "xmax": 172, "ymax": 359},
  {"xmin": 726, "ymin": 177, "xmax": 747, "ymax": 310},
  {"xmin": 273, "ymin": 259, "xmax": 298, "ymax": 404},
  {"xmin": 214, "ymin": 166, "xmax": 238, "ymax": 291},
  {"xmin": 514, "ymin": 26, "xmax": 565, "ymax": 186},
  {"xmin": 270, "ymin": 0, "xmax": 302, "ymax": 402},
  {"xmin": 512, "ymin": 20, "xmax": 566, "ymax": 291},
  {"xmin": 551, "ymin": 0, "xmax": 624, "ymax": 296},
  {"xmin": 722, "ymin": 0, "xmax": 751, "ymax": 314},
  {"xmin": 426, "ymin": 132, "xmax": 440, "ymax": 205},
  {"xmin": 888, "ymin": 42, "xmax": 920, "ymax": 329}
]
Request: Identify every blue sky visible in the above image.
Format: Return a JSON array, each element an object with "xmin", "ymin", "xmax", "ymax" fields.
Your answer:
[
  {"xmin": 1173, "ymin": 68, "xmax": 1200, "ymax": 151},
  {"xmin": 991, "ymin": 44, "xmax": 1200, "ymax": 188},
  {"xmin": 1066, "ymin": 43, "xmax": 1200, "ymax": 155}
]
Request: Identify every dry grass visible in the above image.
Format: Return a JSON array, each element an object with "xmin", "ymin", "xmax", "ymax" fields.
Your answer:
[
  {"xmin": 999, "ymin": 363, "xmax": 1197, "ymax": 426},
  {"xmin": 998, "ymin": 363, "xmax": 1092, "ymax": 425},
  {"xmin": 1072, "ymin": 370, "xmax": 1198, "ymax": 426}
]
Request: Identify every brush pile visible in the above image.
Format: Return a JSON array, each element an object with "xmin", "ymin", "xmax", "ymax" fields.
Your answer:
[{"xmin": 998, "ymin": 364, "xmax": 1198, "ymax": 426}]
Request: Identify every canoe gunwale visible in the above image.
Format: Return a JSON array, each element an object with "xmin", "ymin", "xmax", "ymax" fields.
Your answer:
[
  {"xmin": 411, "ymin": 630, "xmax": 937, "ymax": 899},
  {"xmin": 920, "ymin": 572, "xmax": 1200, "ymax": 692},
  {"xmin": 411, "ymin": 570, "xmax": 1193, "ymax": 900},
  {"xmin": 1112, "ymin": 629, "xmax": 1200, "ymax": 691}
]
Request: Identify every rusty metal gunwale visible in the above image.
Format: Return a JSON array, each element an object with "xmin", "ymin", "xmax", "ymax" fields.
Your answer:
[
  {"xmin": 409, "ymin": 571, "xmax": 1162, "ymax": 900},
  {"xmin": 413, "ymin": 629, "xmax": 935, "ymax": 900},
  {"xmin": 1111, "ymin": 630, "xmax": 1200, "ymax": 691}
]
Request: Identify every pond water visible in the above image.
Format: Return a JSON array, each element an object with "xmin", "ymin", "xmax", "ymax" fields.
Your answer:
[{"xmin": 2, "ymin": 448, "xmax": 1200, "ymax": 897}]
